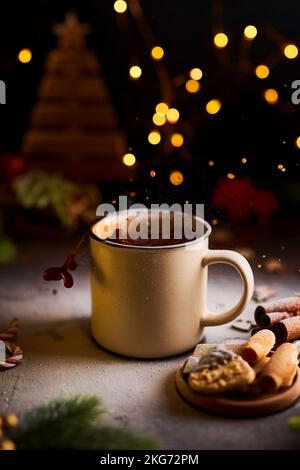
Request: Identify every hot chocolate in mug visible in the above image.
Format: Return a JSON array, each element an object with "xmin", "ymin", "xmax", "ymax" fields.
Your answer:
[{"xmin": 89, "ymin": 209, "xmax": 254, "ymax": 358}]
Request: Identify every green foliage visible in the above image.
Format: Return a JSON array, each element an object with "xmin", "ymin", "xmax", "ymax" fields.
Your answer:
[
  {"xmin": 14, "ymin": 170, "xmax": 76, "ymax": 227},
  {"xmin": 0, "ymin": 237, "xmax": 17, "ymax": 264},
  {"xmin": 288, "ymin": 416, "xmax": 300, "ymax": 431},
  {"xmin": 10, "ymin": 395, "xmax": 159, "ymax": 450},
  {"xmin": 0, "ymin": 215, "xmax": 17, "ymax": 264}
]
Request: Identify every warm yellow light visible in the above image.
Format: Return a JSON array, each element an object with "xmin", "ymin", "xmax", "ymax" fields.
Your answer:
[
  {"xmin": 129, "ymin": 65, "xmax": 142, "ymax": 79},
  {"xmin": 151, "ymin": 46, "xmax": 164, "ymax": 60},
  {"xmin": 244, "ymin": 25, "xmax": 257, "ymax": 40},
  {"xmin": 185, "ymin": 79, "xmax": 200, "ymax": 93},
  {"xmin": 242, "ymin": 158, "xmax": 247, "ymax": 164},
  {"xmin": 152, "ymin": 113, "xmax": 166, "ymax": 126},
  {"xmin": 296, "ymin": 136, "xmax": 300, "ymax": 148},
  {"xmin": 206, "ymin": 99, "xmax": 222, "ymax": 115},
  {"xmin": 214, "ymin": 33, "xmax": 228, "ymax": 48},
  {"xmin": 155, "ymin": 102, "xmax": 169, "ymax": 114},
  {"xmin": 227, "ymin": 173, "xmax": 235, "ymax": 179},
  {"xmin": 18, "ymin": 48, "xmax": 32, "ymax": 64},
  {"xmin": 150, "ymin": 170, "xmax": 156, "ymax": 177},
  {"xmin": 166, "ymin": 108, "xmax": 180, "ymax": 123},
  {"xmin": 170, "ymin": 133, "xmax": 184, "ymax": 147},
  {"xmin": 278, "ymin": 164, "xmax": 283, "ymax": 169},
  {"xmin": 189, "ymin": 68, "xmax": 203, "ymax": 80},
  {"xmin": 255, "ymin": 64, "xmax": 269, "ymax": 79},
  {"xmin": 281, "ymin": 167, "xmax": 286, "ymax": 172},
  {"xmin": 122, "ymin": 153, "xmax": 136, "ymax": 166},
  {"xmin": 113, "ymin": 0, "xmax": 127, "ymax": 13},
  {"xmin": 208, "ymin": 160, "xmax": 215, "ymax": 166},
  {"xmin": 283, "ymin": 44, "xmax": 298, "ymax": 59},
  {"xmin": 169, "ymin": 170, "xmax": 184, "ymax": 185},
  {"xmin": 0, "ymin": 440, "xmax": 16, "ymax": 450},
  {"xmin": 264, "ymin": 88, "xmax": 278, "ymax": 104},
  {"xmin": 148, "ymin": 130, "xmax": 161, "ymax": 145}
]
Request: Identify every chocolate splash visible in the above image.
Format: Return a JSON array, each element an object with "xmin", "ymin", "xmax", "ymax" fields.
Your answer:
[{"xmin": 43, "ymin": 232, "xmax": 88, "ymax": 288}]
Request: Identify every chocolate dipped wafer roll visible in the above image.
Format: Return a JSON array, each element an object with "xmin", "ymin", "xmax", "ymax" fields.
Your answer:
[
  {"xmin": 255, "ymin": 296, "xmax": 300, "ymax": 326},
  {"xmin": 272, "ymin": 316, "xmax": 300, "ymax": 343}
]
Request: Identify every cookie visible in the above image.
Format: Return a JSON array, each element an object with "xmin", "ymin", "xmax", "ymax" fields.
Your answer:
[
  {"xmin": 183, "ymin": 340, "xmax": 246, "ymax": 375},
  {"xmin": 187, "ymin": 348, "xmax": 255, "ymax": 394},
  {"xmin": 193, "ymin": 339, "xmax": 245, "ymax": 359}
]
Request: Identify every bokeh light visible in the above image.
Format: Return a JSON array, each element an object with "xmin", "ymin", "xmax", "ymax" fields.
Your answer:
[
  {"xmin": 129, "ymin": 65, "xmax": 142, "ymax": 79},
  {"xmin": 242, "ymin": 158, "xmax": 247, "ymax": 164},
  {"xmin": 148, "ymin": 130, "xmax": 161, "ymax": 145},
  {"xmin": 185, "ymin": 79, "xmax": 200, "ymax": 93},
  {"xmin": 170, "ymin": 133, "xmax": 184, "ymax": 147},
  {"xmin": 151, "ymin": 46, "xmax": 164, "ymax": 60},
  {"xmin": 214, "ymin": 33, "xmax": 228, "ymax": 48},
  {"xmin": 283, "ymin": 44, "xmax": 298, "ymax": 59},
  {"xmin": 18, "ymin": 48, "xmax": 32, "ymax": 64},
  {"xmin": 166, "ymin": 108, "xmax": 180, "ymax": 123},
  {"xmin": 122, "ymin": 153, "xmax": 136, "ymax": 166},
  {"xmin": 295, "ymin": 136, "xmax": 300, "ymax": 148},
  {"xmin": 206, "ymin": 99, "xmax": 222, "ymax": 115},
  {"xmin": 264, "ymin": 88, "xmax": 278, "ymax": 104},
  {"xmin": 169, "ymin": 170, "xmax": 184, "ymax": 185},
  {"xmin": 189, "ymin": 68, "xmax": 203, "ymax": 80},
  {"xmin": 152, "ymin": 113, "xmax": 166, "ymax": 126},
  {"xmin": 155, "ymin": 102, "xmax": 169, "ymax": 114},
  {"xmin": 113, "ymin": 0, "xmax": 127, "ymax": 13},
  {"xmin": 227, "ymin": 173, "xmax": 235, "ymax": 179},
  {"xmin": 150, "ymin": 170, "xmax": 156, "ymax": 177},
  {"xmin": 255, "ymin": 64, "xmax": 269, "ymax": 79},
  {"xmin": 243, "ymin": 25, "xmax": 257, "ymax": 40}
]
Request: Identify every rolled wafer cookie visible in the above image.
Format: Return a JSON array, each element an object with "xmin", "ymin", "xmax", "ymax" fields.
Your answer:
[
  {"xmin": 259, "ymin": 343, "xmax": 298, "ymax": 392},
  {"xmin": 252, "ymin": 356, "xmax": 270, "ymax": 375},
  {"xmin": 255, "ymin": 296, "xmax": 300, "ymax": 325},
  {"xmin": 259, "ymin": 311, "xmax": 292, "ymax": 328},
  {"xmin": 241, "ymin": 329, "xmax": 275, "ymax": 364},
  {"xmin": 272, "ymin": 316, "xmax": 300, "ymax": 344}
]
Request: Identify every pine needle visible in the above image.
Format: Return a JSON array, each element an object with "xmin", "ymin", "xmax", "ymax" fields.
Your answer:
[{"xmin": 10, "ymin": 395, "xmax": 159, "ymax": 450}]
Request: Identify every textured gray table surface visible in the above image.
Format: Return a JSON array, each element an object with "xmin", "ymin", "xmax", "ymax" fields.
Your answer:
[{"xmin": 0, "ymin": 239, "xmax": 300, "ymax": 450}]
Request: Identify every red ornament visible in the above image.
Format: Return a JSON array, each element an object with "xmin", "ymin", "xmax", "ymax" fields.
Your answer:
[
  {"xmin": 0, "ymin": 154, "xmax": 26, "ymax": 181},
  {"xmin": 213, "ymin": 177, "xmax": 278, "ymax": 225}
]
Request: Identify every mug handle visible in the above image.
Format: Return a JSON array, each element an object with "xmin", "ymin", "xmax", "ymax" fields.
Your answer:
[{"xmin": 202, "ymin": 249, "xmax": 254, "ymax": 327}]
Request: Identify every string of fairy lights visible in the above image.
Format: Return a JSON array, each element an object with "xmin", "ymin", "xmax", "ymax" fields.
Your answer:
[
  {"xmin": 113, "ymin": 0, "xmax": 300, "ymax": 186},
  {"xmin": 13, "ymin": 1, "xmax": 300, "ymax": 187}
]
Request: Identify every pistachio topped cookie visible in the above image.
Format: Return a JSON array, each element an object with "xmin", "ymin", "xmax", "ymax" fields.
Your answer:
[{"xmin": 187, "ymin": 348, "xmax": 255, "ymax": 394}]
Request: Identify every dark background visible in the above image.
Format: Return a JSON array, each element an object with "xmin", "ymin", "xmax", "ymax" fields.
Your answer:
[{"xmin": 0, "ymin": 0, "xmax": 299, "ymax": 215}]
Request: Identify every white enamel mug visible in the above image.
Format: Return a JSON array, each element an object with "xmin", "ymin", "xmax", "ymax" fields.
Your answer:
[{"xmin": 89, "ymin": 209, "xmax": 254, "ymax": 358}]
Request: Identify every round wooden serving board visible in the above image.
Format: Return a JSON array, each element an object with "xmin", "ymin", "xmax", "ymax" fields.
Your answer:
[{"xmin": 176, "ymin": 365, "xmax": 300, "ymax": 417}]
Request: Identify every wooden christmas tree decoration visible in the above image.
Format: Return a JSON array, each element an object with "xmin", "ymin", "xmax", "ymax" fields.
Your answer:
[{"xmin": 21, "ymin": 12, "xmax": 133, "ymax": 182}]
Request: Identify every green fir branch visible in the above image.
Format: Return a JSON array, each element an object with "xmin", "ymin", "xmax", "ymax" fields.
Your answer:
[{"xmin": 9, "ymin": 395, "xmax": 159, "ymax": 450}]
